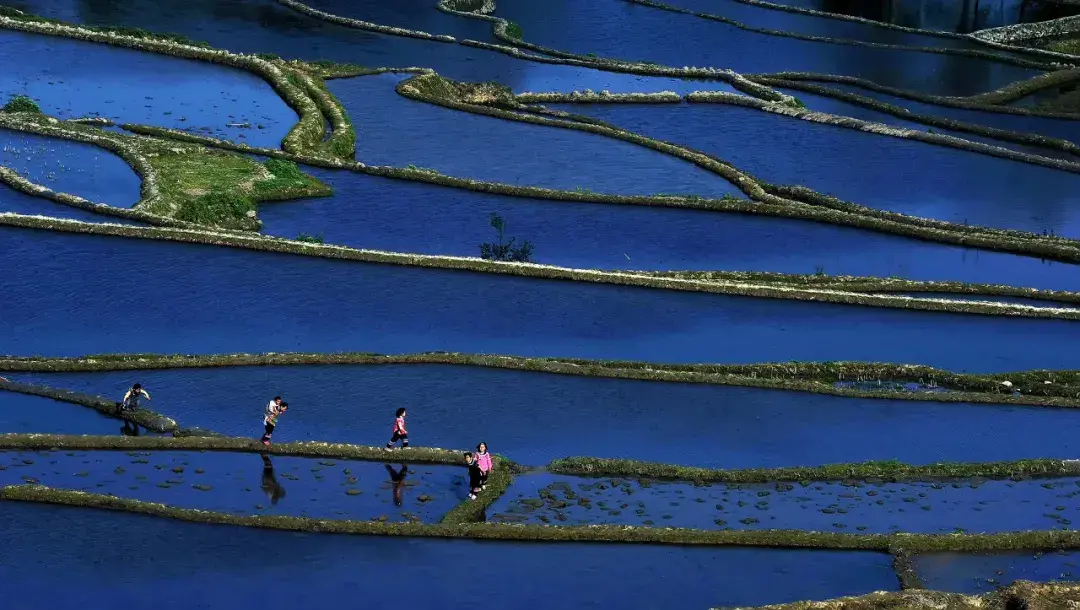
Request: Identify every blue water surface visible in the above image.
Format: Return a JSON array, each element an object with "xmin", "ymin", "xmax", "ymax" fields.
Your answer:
[
  {"xmin": 492, "ymin": 0, "xmax": 1042, "ymax": 95},
  {"xmin": 658, "ymin": 0, "xmax": 989, "ymax": 49},
  {"xmin": 0, "ymin": 392, "xmax": 121, "ymax": 435},
  {"xmin": 0, "ymin": 129, "xmax": 141, "ymax": 206},
  {"xmin": 260, "ymin": 165, "xmax": 1080, "ymax": 289},
  {"xmin": 18, "ymin": 365, "xmax": 1080, "ymax": 467},
  {"xmin": 331, "ymin": 74, "xmax": 738, "ymax": 196},
  {"xmin": 915, "ymin": 550, "xmax": 1080, "ymax": 593},
  {"xmin": 0, "ymin": 183, "xmax": 144, "ymax": 224},
  {"xmin": 0, "ymin": 30, "xmax": 296, "ymax": 149},
  {"xmin": 545, "ymin": 103, "xmax": 1080, "ymax": 237},
  {"xmin": 5, "ymin": 229, "xmax": 1080, "ymax": 369},
  {"xmin": 491, "ymin": 473, "xmax": 1080, "ymax": 533},
  {"xmin": 301, "ymin": 0, "xmax": 495, "ymax": 39},
  {"xmin": 0, "ymin": 502, "xmax": 898, "ymax": 609},
  {"xmin": 4, "ymin": 0, "xmax": 736, "ymax": 94},
  {"xmin": 757, "ymin": 0, "xmax": 1080, "ymax": 33},
  {"xmin": 0, "ymin": 449, "xmax": 463, "ymax": 521}
]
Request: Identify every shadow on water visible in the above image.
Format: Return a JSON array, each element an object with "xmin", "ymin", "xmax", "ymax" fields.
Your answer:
[
  {"xmin": 492, "ymin": 0, "xmax": 1041, "ymax": 95},
  {"xmin": 0, "ymin": 449, "xmax": 461, "ymax": 521},
  {"xmin": 329, "ymin": 74, "xmax": 739, "ymax": 196},
  {"xmin": 761, "ymin": 0, "xmax": 1080, "ymax": 34},
  {"xmin": 21, "ymin": 365, "xmax": 1080, "ymax": 466},
  {"xmin": 0, "ymin": 129, "xmax": 142, "ymax": 207},
  {"xmin": 490, "ymin": 472, "xmax": 1080, "ymax": 533},
  {"xmin": 544, "ymin": 103, "xmax": 1080, "ymax": 238},
  {"xmin": 0, "ymin": 393, "xmax": 121, "ymax": 435},
  {"xmin": 0, "ymin": 502, "xmax": 898, "ymax": 609},
  {"xmin": 0, "ymin": 30, "xmax": 296, "ymax": 148},
  {"xmin": 915, "ymin": 549, "xmax": 1080, "ymax": 594},
  {"xmin": 260, "ymin": 163, "xmax": 1080, "ymax": 290},
  {"xmin": 6, "ymin": 229, "xmax": 1080, "ymax": 369}
]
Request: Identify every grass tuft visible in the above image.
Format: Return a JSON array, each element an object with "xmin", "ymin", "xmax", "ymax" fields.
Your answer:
[{"xmin": 2, "ymin": 94, "xmax": 41, "ymax": 113}]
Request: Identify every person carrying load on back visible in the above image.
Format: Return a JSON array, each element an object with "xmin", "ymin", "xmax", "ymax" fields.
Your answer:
[
  {"xmin": 260, "ymin": 396, "xmax": 288, "ymax": 446},
  {"xmin": 119, "ymin": 384, "xmax": 150, "ymax": 413}
]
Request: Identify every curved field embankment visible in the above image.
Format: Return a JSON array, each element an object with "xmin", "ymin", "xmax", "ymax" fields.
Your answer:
[
  {"xmin": 514, "ymin": 88, "xmax": 1080, "ymax": 169},
  {"xmin": 5, "ymin": 352, "xmax": 1080, "ymax": 407},
  {"xmin": 0, "ymin": 433, "xmax": 1079, "ymax": 551},
  {"xmin": 623, "ymin": 0, "xmax": 1062, "ymax": 71},
  {"xmin": 6, "ymin": 211, "xmax": 1080, "ymax": 319},
  {"xmin": 0, "ymin": 113, "xmax": 330, "ymax": 231}
]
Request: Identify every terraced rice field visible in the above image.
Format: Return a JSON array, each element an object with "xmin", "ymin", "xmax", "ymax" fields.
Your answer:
[{"xmin": 3, "ymin": 0, "xmax": 1080, "ymax": 608}]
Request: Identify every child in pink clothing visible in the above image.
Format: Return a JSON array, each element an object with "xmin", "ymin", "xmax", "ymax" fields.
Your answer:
[
  {"xmin": 385, "ymin": 408, "xmax": 409, "ymax": 450},
  {"xmin": 474, "ymin": 442, "xmax": 492, "ymax": 490}
]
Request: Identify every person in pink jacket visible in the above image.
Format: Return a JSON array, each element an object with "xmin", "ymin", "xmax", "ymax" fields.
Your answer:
[{"xmin": 473, "ymin": 442, "xmax": 493, "ymax": 490}]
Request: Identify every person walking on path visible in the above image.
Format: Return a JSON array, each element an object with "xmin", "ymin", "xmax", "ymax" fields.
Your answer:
[
  {"xmin": 119, "ymin": 383, "xmax": 150, "ymax": 413},
  {"xmin": 465, "ymin": 452, "xmax": 483, "ymax": 500},
  {"xmin": 260, "ymin": 396, "xmax": 287, "ymax": 446},
  {"xmin": 474, "ymin": 442, "xmax": 492, "ymax": 491},
  {"xmin": 385, "ymin": 408, "xmax": 409, "ymax": 451}
]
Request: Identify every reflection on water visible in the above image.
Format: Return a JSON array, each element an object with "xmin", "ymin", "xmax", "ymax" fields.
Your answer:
[{"xmin": 260, "ymin": 453, "xmax": 286, "ymax": 505}]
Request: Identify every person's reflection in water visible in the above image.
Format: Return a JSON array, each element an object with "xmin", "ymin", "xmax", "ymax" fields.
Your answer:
[
  {"xmin": 120, "ymin": 419, "xmax": 140, "ymax": 436},
  {"xmin": 261, "ymin": 453, "xmax": 286, "ymax": 506},
  {"xmin": 386, "ymin": 464, "xmax": 408, "ymax": 507}
]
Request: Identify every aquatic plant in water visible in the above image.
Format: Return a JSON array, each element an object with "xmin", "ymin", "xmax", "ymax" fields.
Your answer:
[{"xmin": 479, "ymin": 213, "xmax": 534, "ymax": 263}]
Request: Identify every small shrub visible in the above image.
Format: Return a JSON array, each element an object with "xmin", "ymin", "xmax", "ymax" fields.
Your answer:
[
  {"xmin": 264, "ymin": 158, "xmax": 305, "ymax": 182},
  {"xmin": 295, "ymin": 233, "xmax": 325, "ymax": 244},
  {"xmin": 175, "ymin": 192, "xmax": 255, "ymax": 227},
  {"xmin": 479, "ymin": 213, "xmax": 534, "ymax": 263},
  {"xmin": 3, "ymin": 95, "xmax": 41, "ymax": 114},
  {"xmin": 505, "ymin": 21, "xmax": 523, "ymax": 40},
  {"xmin": 255, "ymin": 53, "xmax": 281, "ymax": 61}
]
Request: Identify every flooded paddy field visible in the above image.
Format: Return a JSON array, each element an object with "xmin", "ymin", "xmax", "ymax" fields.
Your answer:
[
  {"xmin": 0, "ymin": 393, "xmax": 123, "ymax": 436},
  {"xmin": 770, "ymin": 87, "xmax": 1080, "ymax": 161},
  {"xmin": 818, "ymin": 83, "xmax": 1080, "ymax": 145},
  {"xmin": 0, "ymin": 502, "xmax": 898, "ymax": 609},
  {"xmin": 0, "ymin": 183, "xmax": 142, "ymax": 223},
  {"xmin": 491, "ymin": 473, "xmax": 1080, "ymax": 532},
  {"xmin": 0, "ymin": 449, "xmax": 462, "ymax": 521},
  {"xmin": 758, "ymin": 0, "xmax": 1080, "ymax": 33},
  {"xmin": 0, "ymin": 129, "xmax": 140, "ymax": 206},
  {"xmin": 0, "ymin": 29, "xmax": 296, "ymax": 148},
  {"xmin": 261, "ymin": 165, "xmax": 1080, "ymax": 286},
  {"xmin": 915, "ymin": 550, "xmax": 1080, "ymax": 593},
  {"xmin": 656, "ymin": 0, "xmax": 999, "ymax": 48},
  {"xmin": 492, "ymin": 0, "xmax": 1041, "ymax": 94},
  {"xmin": 17, "ymin": 365, "xmax": 1080, "ymax": 467},
  {"xmin": 544, "ymin": 103, "xmax": 1080, "ymax": 237},
  {"xmin": 5, "ymin": 228, "xmax": 1080, "ymax": 370},
  {"xmin": 2, "ymin": 0, "xmax": 1080, "ymax": 605},
  {"xmin": 3, "ymin": 0, "xmax": 736, "ymax": 92},
  {"xmin": 330, "ymin": 74, "xmax": 739, "ymax": 196}
]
